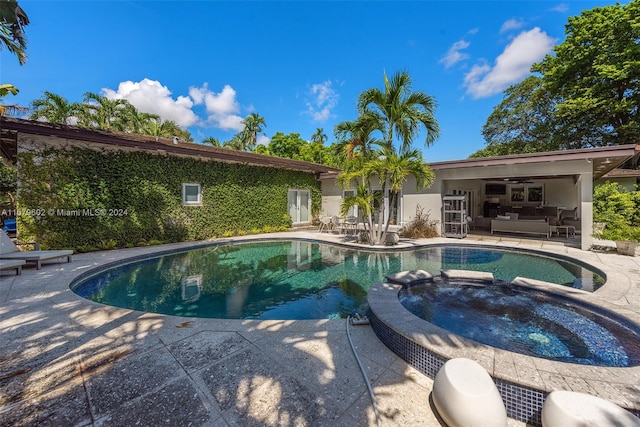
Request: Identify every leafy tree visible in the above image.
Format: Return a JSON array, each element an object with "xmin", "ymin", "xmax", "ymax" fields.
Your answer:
[
  {"xmin": 0, "ymin": 0, "xmax": 28, "ymax": 65},
  {"xmin": 267, "ymin": 132, "xmax": 307, "ymax": 159},
  {"xmin": 479, "ymin": 1, "xmax": 640, "ymax": 157},
  {"xmin": 30, "ymin": 91, "xmax": 81, "ymax": 124},
  {"xmin": 298, "ymin": 140, "xmax": 329, "ymax": 164},
  {"xmin": 253, "ymin": 144, "xmax": 270, "ymax": 155},
  {"xmin": 533, "ymin": 1, "xmax": 640, "ymax": 147},
  {"xmin": 472, "ymin": 76, "xmax": 564, "ymax": 157}
]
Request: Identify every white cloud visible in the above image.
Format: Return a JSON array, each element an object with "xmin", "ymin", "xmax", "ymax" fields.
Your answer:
[
  {"xmin": 257, "ymin": 135, "xmax": 270, "ymax": 146},
  {"xmin": 500, "ymin": 18, "xmax": 525, "ymax": 33},
  {"xmin": 102, "ymin": 78, "xmax": 198, "ymax": 127},
  {"xmin": 305, "ymin": 81, "xmax": 339, "ymax": 122},
  {"xmin": 440, "ymin": 39, "xmax": 471, "ymax": 69},
  {"xmin": 463, "ymin": 27, "xmax": 555, "ymax": 99},
  {"xmin": 189, "ymin": 83, "xmax": 244, "ymax": 131},
  {"xmin": 550, "ymin": 3, "xmax": 568, "ymax": 13}
]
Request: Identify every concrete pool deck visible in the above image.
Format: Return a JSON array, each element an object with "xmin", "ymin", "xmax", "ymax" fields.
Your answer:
[{"xmin": 1, "ymin": 231, "xmax": 639, "ymax": 426}]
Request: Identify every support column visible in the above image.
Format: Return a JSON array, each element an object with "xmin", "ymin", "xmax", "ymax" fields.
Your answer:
[{"xmin": 577, "ymin": 173, "xmax": 593, "ymax": 250}]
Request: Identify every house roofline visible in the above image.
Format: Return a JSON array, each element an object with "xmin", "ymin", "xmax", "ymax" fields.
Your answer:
[
  {"xmin": 0, "ymin": 117, "xmax": 342, "ymax": 175},
  {"xmin": 429, "ymin": 144, "xmax": 639, "ymax": 169},
  {"xmin": 429, "ymin": 144, "xmax": 639, "ymax": 179}
]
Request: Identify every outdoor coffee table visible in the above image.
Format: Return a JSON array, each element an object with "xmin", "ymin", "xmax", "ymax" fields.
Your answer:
[{"xmin": 556, "ymin": 225, "xmax": 575, "ymax": 238}]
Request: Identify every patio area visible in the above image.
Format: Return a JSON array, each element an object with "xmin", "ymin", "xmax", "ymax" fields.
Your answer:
[{"xmin": 1, "ymin": 231, "xmax": 639, "ymax": 426}]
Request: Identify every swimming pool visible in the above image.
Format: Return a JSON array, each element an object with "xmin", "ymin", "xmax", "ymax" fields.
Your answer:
[{"xmin": 71, "ymin": 240, "xmax": 605, "ymax": 320}]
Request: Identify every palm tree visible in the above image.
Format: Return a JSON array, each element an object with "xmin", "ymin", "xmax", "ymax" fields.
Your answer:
[
  {"xmin": 333, "ymin": 112, "xmax": 383, "ymax": 159},
  {"xmin": 78, "ymin": 92, "xmax": 129, "ymax": 130},
  {"xmin": 143, "ymin": 118, "xmax": 182, "ymax": 138},
  {"xmin": 0, "ymin": 83, "xmax": 27, "ymax": 116},
  {"xmin": 202, "ymin": 137, "xmax": 220, "ymax": 147},
  {"xmin": 223, "ymin": 134, "xmax": 245, "ymax": 150},
  {"xmin": 310, "ymin": 128, "xmax": 327, "ymax": 145},
  {"xmin": 240, "ymin": 112, "xmax": 266, "ymax": 151},
  {"xmin": 358, "ymin": 70, "xmax": 439, "ymax": 151},
  {"xmin": 115, "ymin": 102, "xmax": 160, "ymax": 134},
  {"xmin": 337, "ymin": 70, "xmax": 440, "ymax": 245},
  {"xmin": 30, "ymin": 91, "xmax": 80, "ymax": 124},
  {"xmin": 0, "ymin": 0, "xmax": 29, "ymax": 65},
  {"xmin": 367, "ymin": 147, "xmax": 434, "ymax": 243}
]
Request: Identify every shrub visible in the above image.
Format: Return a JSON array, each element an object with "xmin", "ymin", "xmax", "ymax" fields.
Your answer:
[
  {"xmin": 400, "ymin": 205, "xmax": 440, "ymax": 239},
  {"xmin": 593, "ymin": 182, "xmax": 640, "ymax": 241}
]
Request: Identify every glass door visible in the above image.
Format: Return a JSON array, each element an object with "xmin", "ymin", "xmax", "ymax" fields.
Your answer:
[{"xmin": 288, "ymin": 189, "xmax": 310, "ymax": 224}]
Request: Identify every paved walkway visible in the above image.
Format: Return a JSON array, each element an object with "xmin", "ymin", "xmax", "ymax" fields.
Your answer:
[{"xmin": 1, "ymin": 231, "xmax": 638, "ymax": 426}]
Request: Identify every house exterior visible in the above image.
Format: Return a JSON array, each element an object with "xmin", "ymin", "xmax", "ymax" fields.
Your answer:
[
  {"xmin": 0, "ymin": 118, "xmax": 340, "ymax": 249},
  {"xmin": 321, "ymin": 145, "xmax": 640, "ymax": 250},
  {"xmin": 2, "ymin": 117, "xmax": 638, "ymax": 252}
]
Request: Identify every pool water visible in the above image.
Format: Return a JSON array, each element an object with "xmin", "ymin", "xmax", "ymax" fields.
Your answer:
[
  {"xmin": 399, "ymin": 282, "xmax": 640, "ymax": 367},
  {"xmin": 72, "ymin": 240, "xmax": 604, "ymax": 320}
]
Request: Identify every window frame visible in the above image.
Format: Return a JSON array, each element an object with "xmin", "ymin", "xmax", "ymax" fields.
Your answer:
[{"xmin": 182, "ymin": 183, "xmax": 202, "ymax": 206}]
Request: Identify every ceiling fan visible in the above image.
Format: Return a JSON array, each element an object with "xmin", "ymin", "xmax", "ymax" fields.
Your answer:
[{"xmin": 502, "ymin": 177, "xmax": 534, "ymax": 184}]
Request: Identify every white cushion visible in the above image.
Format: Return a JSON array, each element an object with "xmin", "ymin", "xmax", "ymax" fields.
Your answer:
[
  {"xmin": 433, "ymin": 358, "xmax": 507, "ymax": 427},
  {"xmin": 542, "ymin": 390, "xmax": 639, "ymax": 427}
]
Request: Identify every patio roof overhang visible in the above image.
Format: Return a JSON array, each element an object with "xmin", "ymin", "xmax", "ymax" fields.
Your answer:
[
  {"xmin": 428, "ymin": 144, "xmax": 640, "ymax": 181},
  {"xmin": 0, "ymin": 117, "xmax": 342, "ymax": 176}
]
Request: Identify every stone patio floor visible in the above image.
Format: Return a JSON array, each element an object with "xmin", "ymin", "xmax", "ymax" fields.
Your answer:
[{"xmin": 1, "ymin": 230, "xmax": 638, "ymax": 426}]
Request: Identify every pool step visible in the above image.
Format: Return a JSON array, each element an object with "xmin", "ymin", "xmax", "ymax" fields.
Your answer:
[{"xmin": 440, "ymin": 269, "xmax": 495, "ymax": 284}]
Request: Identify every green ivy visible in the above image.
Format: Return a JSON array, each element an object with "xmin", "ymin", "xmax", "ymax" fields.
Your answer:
[{"xmin": 16, "ymin": 147, "xmax": 321, "ymax": 251}]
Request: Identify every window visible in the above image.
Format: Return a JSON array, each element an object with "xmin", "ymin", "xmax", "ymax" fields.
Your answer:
[
  {"xmin": 527, "ymin": 186, "xmax": 544, "ymax": 203},
  {"xmin": 182, "ymin": 183, "xmax": 202, "ymax": 206}
]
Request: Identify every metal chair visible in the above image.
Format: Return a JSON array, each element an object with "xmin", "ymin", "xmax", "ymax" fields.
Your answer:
[{"xmin": 318, "ymin": 215, "xmax": 332, "ymax": 233}]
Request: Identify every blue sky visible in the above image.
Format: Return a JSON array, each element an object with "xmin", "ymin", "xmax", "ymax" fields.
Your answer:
[{"xmin": 0, "ymin": 0, "xmax": 626, "ymax": 161}]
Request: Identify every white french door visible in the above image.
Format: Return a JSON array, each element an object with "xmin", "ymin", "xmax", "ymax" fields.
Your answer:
[{"xmin": 288, "ymin": 189, "xmax": 310, "ymax": 224}]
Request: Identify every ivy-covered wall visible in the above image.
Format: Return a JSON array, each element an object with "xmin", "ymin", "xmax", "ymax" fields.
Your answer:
[{"xmin": 17, "ymin": 144, "xmax": 321, "ymax": 251}]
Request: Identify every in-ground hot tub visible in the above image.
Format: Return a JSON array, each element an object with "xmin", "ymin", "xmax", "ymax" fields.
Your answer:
[{"xmin": 367, "ymin": 275, "xmax": 640, "ymax": 426}]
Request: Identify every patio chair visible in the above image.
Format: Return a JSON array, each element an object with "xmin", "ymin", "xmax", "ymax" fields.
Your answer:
[
  {"xmin": 318, "ymin": 215, "xmax": 332, "ymax": 233},
  {"xmin": 0, "ymin": 231, "xmax": 73, "ymax": 270},
  {"xmin": 331, "ymin": 215, "xmax": 343, "ymax": 234},
  {"xmin": 345, "ymin": 216, "xmax": 358, "ymax": 235}
]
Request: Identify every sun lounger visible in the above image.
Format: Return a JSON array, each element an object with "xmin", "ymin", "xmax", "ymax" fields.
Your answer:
[
  {"xmin": 0, "ymin": 231, "xmax": 73, "ymax": 270},
  {"xmin": 0, "ymin": 259, "xmax": 26, "ymax": 275}
]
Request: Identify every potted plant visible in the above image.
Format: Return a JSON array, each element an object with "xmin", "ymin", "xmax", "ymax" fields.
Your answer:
[{"xmin": 593, "ymin": 182, "xmax": 640, "ymax": 256}]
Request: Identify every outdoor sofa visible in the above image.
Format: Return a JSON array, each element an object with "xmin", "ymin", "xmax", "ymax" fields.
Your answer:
[
  {"xmin": 491, "ymin": 216, "xmax": 550, "ymax": 238},
  {"xmin": 0, "ymin": 231, "xmax": 73, "ymax": 270}
]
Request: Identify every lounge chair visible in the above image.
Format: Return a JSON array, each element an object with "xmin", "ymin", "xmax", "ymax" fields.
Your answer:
[
  {"xmin": 0, "ymin": 259, "xmax": 26, "ymax": 275},
  {"xmin": 0, "ymin": 231, "xmax": 73, "ymax": 270}
]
